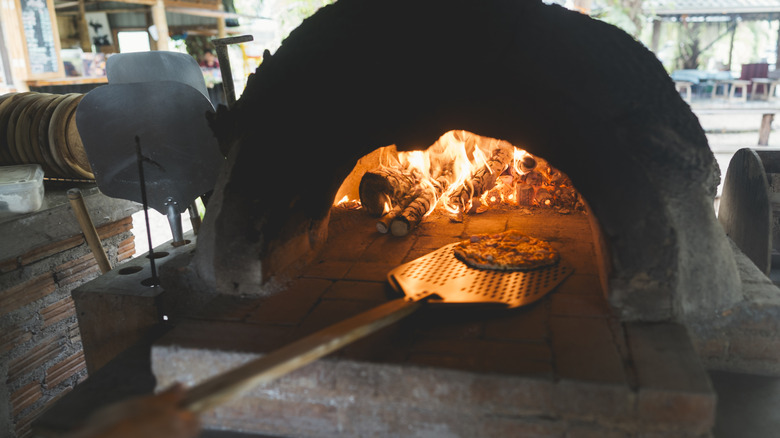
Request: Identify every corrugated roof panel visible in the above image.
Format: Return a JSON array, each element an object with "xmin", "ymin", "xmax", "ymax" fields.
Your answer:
[{"xmin": 646, "ymin": 0, "xmax": 780, "ymax": 15}]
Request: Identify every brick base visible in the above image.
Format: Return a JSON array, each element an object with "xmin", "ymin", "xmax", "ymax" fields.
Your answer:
[{"xmin": 1, "ymin": 216, "xmax": 134, "ymax": 438}]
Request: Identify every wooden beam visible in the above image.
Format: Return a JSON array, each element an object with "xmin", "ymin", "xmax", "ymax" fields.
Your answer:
[
  {"xmin": 217, "ymin": 4, "xmax": 226, "ymax": 38},
  {"xmin": 164, "ymin": 0, "xmax": 219, "ymax": 10},
  {"xmin": 727, "ymin": 20, "xmax": 738, "ymax": 70},
  {"xmin": 90, "ymin": 0, "xmax": 156, "ymax": 6},
  {"xmin": 54, "ymin": 1, "xmax": 80, "ymax": 8},
  {"xmin": 164, "ymin": 7, "xmax": 268, "ymax": 20},
  {"xmin": 58, "ymin": 7, "xmax": 148, "ymax": 14},
  {"xmin": 77, "ymin": 0, "xmax": 91, "ymax": 52},
  {"xmin": 776, "ymin": 19, "xmax": 780, "ymax": 70},
  {"xmin": 759, "ymin": 114, "xmax": 775, "ymax": 146},
  {"xmin": 151, "ymin": 0, "xmax": 169, "ymax": 50},
  {"xmin": 650, "ymin": 19, "xmax": 661, "ymax": 53}
]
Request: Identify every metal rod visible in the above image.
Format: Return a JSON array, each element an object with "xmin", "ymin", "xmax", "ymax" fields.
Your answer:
[
  {"xmin": 135, "ymin": 136, "xmax": 160, "ymax": 287},
  {"xmin": 188, "ymin": 202, "xmax": 201, "ymax": 235},
  {"xmin": 166, "ymin": 199, "xmax": 184, "ymax": 245}
]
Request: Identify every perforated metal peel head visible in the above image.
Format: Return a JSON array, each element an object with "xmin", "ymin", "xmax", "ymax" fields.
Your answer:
[{"xmin": 389, "ymin": 242, "xmax": 574, "ymax": 308}]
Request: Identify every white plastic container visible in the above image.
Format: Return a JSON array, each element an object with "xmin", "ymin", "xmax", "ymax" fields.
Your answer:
[{"xmin": 0, "ymin": 164, "xmax": 44, "ymax": 214}]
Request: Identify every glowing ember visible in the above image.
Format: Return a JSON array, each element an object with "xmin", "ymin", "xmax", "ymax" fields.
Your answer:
[
  {"xmin": 335, "ymin": 130, "xmax": 583, "ymax": 231},
  {"xmin": 336, "ymin": 195, "xmax": 362, "ymax": 210}
]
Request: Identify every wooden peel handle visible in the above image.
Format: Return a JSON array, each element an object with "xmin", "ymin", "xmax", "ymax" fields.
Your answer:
[
  {"xmin": 181, "ymin": 298, "xmax": 422, "ymax": 413},
  {"xmin": 67, "ymin": 188, "xmax": 111, "ymax": 274}
]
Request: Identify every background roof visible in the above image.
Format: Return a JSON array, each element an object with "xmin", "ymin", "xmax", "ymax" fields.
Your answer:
[{"xmin": 645, "ymin": 0, "xmax": 780, "ymax": 18}]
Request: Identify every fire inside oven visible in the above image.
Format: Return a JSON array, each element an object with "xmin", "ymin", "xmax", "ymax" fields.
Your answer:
[
  {"xmin": 324, "ymin": 129, "xmax": 607, "ymax": 303},
  {"xmin": 334, "ymin": 130, "xmax": 586, "ymax": 233}
]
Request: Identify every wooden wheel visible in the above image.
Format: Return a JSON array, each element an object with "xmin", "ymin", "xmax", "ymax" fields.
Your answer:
[
  {"xmin": 16, "ymin": 93, "xmax": 56, "ymax": 166},
  {"xmin": 6, "ymin": 93, "xmax": 40, "ymax": 163},
  {"xmin": 0, "ymin": 92, "xmax": 32, "ymax": 164},
  {"xmin": 39, "ymin": 94, "xmax": 73, "ymax": 177},
  {"xmin": 27, "ymin": 93, "xmax": 60, "ymax": 175},
  {"xmin": 48, "ymin": 94, "xmax": 82, "ymax": 178},
  {"xmin": 61, "ymin": 95, "xmax": 93, "ymax": 179}
]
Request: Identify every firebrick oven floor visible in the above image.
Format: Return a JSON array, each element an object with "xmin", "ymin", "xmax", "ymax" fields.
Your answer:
[
  {"xmin": 175, "ymin": 208, "xmax": 611, "ymax": 380},
  {"xmin": 149, "ymin": 207, "xmax": 716, "ymax": 436}
]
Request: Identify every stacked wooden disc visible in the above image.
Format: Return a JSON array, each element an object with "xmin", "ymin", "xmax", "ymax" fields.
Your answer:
[{"xmin": 0, "ymin": 91, "xmax": 94, "ymax": 179}]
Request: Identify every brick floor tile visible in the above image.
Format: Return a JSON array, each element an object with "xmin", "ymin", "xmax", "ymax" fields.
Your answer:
[
  {"xmin": 550, "ymin": 293, "xmax": 612, "ymax": 318},
  {"xmin": 301, "ymin": 260, "xmax": 353, "ymax": 280},
  {"xmin": 484, "ymin": 301, "xmax": 550, "ymax": 342},
  {"xmin": 413, "ymin": 235, "xmax": 461, "ymax": 251},
  {"xmin": 156, "ymin": 320, "xmax": 295, "ymax": 354},
  {"xmin": 555, "ymin": 274, "xmax": 603, "ymax": 296},
  {"xmin": 550, "ymin": 316, "xmax": 627, "ymax": 384},
  {"xmin": 322, "ymin": 280, "xmax": 393, "ymax": 302},
  {"xmin": 344, "ymin": 262, "xmax": 397, "ymax": 282},
  {"xmin": 464, "ymin": 212, "xmax": 508, "ymax": 235},
  {"xmin": 295, "ymin": 299, "xmax": 385, "ymax": 338},
  {"xmin": 245, "ymin": 278, "xmax": 332, "ymax": 325},
  {"xmin": 360, "ymin": 235, "xmax": 417, "ymax": 264},
  {"xmin": 185, "ymin": 295, "xmax": 262, "ymax": 322},
  {"xmin": 418, "ymin": 217, "xmax": 466, "ymax": 237}
]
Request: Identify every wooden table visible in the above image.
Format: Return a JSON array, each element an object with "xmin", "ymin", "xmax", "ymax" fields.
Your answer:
[
  {"xmin": 694, "ymin": 106, "xmax": 779, "ymax": 146},
  {"xmin": 751, "ymin": 78, "xmax": 779, "ymax": 101}
]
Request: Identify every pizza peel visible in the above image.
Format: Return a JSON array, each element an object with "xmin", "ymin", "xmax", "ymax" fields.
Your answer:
[
  {"xmin": 76, "ymin": 81, "xmax": 223, "ymax": 244},
  {"xmin": 180, "ymin": 241, "xmax": 574, "ymax": 412}
]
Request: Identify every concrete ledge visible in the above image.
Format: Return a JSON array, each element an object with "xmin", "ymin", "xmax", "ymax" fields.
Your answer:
[
  {"xmin": 690, "ymin": 239, "xmax": 780, "ymax": 376},
  {"xmin": 72, "ymin": 234, "xmax": 196, "ymax": 374},
  {"xmin": 0, "ymin": 184, "xmax": 140, "ymax": 263},
  {"xmin": 151, "ymin": 318, "xmax": 714, "ymax": 437}
]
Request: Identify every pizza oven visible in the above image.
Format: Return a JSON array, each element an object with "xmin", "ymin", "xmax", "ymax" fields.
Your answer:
[
  {"xmin": 54, "ymin": 0, "xmax": 780, "ymax": 436},
  {"xmin": 192, "ymin": 0, "xmax": 740, "ymax": 323}
]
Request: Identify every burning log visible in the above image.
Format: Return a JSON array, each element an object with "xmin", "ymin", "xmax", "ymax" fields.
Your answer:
[
  {"xmin": 485, "ymin": 188, "xmax": 502, "ymax": 207},
  {"xmin": 376, "ymin": 187, "xmax": 421, "ymax": 233},
  {"xmin": 359, "ymin": 167, "xmax": 423, "ymax": 216},
  {"xmin": 524, "ymin": 170, "xmax": 544, "ymax": 187},
  {"xmin": 391, "ymin": 183, "xmax": 441, "ymax": 237},
  {"xmin": 449, "ymin": 141, "xmax": 513, "ymax": 212},
  {"xmin": 535, "ymin": 187, "xmax": 553, "ymax": 207},
  {"xmin": 519, "ymin": 155, "xmax": 537, "ymax": 173},
  {"xmin": 515, "ymin": 183, "xmax": 534, "ymax": 206}
]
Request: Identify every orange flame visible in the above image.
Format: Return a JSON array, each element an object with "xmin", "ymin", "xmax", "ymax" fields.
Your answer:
[{"xmin": 334, "ymin": 130, "xmax": 581, "ymax": 216}]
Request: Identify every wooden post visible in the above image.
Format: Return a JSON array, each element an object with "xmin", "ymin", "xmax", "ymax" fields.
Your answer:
[
  {"xmin": 0, "ymin": 0, "xmax": 27, "ymax": 89},
  {"xmin": 68, "ymin": 188, "xmax": 112, "ymax": 274},
  {"xmin": 217, "ymin": 4, "xmax": 227, "ymax": 38},
  {"xmin": 151, "ymin": 0, "xmax": 170, "ymax": 51},
  {"xmin": 726, "ymin": 19, "xmax": 737, "ymax": 71},
  {"xmin": 650, "ymin": 19, "xmax": 662, "ymax": 54},
  {"xmin": 77, "ymin": 0, "xmax": 91, "ymax": 52},
  {"xmin": 759, "ymin": 113, "xmax": 775, "ymax": 146},
  {"xmin": 776, "ymin": 21, "xmax": 780, "ymax": 70}
]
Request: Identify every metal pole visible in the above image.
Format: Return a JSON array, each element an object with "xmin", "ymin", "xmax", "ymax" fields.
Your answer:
[{"xmin": 213, "ymin": 35, "xmax": 253, "ymax": 107}]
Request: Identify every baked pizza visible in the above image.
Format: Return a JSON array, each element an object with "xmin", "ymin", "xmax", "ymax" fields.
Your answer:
[{"xmin": 453, "ymin": 230, "xmax": 559, "ymax": 271}]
